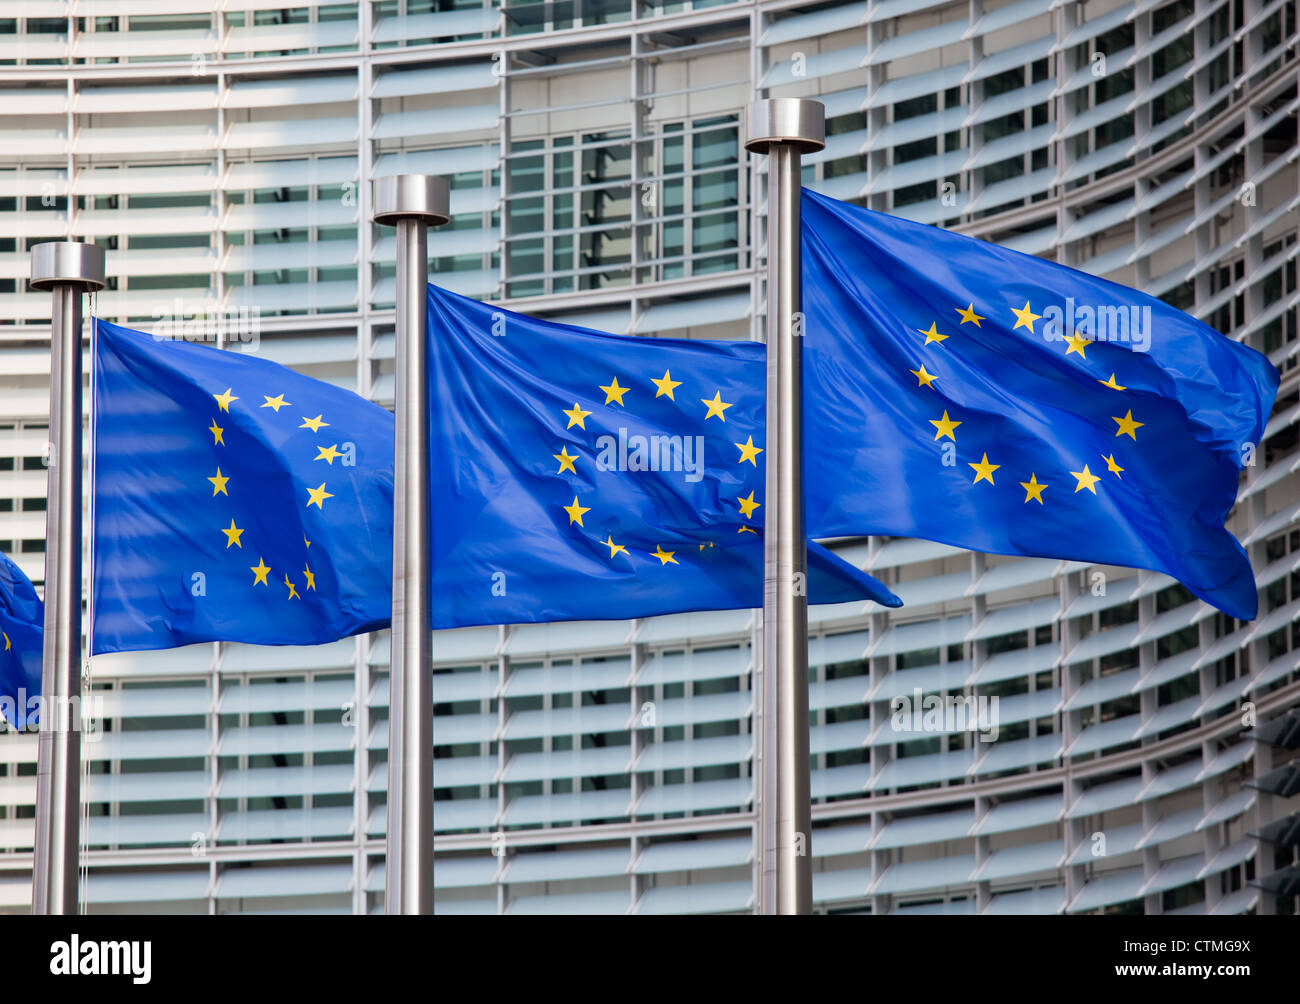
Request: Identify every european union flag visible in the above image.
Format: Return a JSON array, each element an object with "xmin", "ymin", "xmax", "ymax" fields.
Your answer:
[
  {"xmin": 92, "ymin": 320, "xmax": 394, "ymax": 653},
  {"xmin": 801, "ymin": 189, "xmax": 1280, "ymax": 620},
  {"xmin": 427, "ymin": 284, "xmax": 900, "ymax": 626},
  {"xmin": 0, "ymin": 550, "xmax": 41, "ymax": 727}
]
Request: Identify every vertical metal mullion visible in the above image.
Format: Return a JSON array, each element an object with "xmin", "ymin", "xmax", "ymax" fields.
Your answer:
[
  {"xmin": 215, "ymin": 70, "xmax": 227, "ymax": 330},
  {"xmin": 746, "ymin": 12, "xmax": 766, "ymax": 912},
  {"xmin": 352, "ymin": 634, "xmax": 371, "ymax": 914},
  {"xmin": 630, "ymin": 31, "xmax": 641, "ymax": 289},
  {"xmin": 498, "ymin": 47, "xmax": 511, "ymax": 299},
  {"xmin": 1059, "ymin": 570, "xmax": 1084, "ymax": 908},
  {"xmin": 965, "ymin": 0, "xmax": 984, "ymax": 216},
  {"xmin": 628, "ymin": 627, "xmax": 645, "ymax": 909},
  {"xmin": 495, "ymin": 627, "xmax": 508, "ymax": 914}
]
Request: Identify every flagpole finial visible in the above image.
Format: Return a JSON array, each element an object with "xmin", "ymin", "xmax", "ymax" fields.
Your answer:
[
  {"xmin": 745, "ymin": 98, "xmax": 826, "ymax": 155},
  {"xmin": 372, "ymin": 174, "xmax": 450, "ymax": 227},
  {"xmin": 30, "ymin": 241, "xmax": 106, "ymax": 292}
]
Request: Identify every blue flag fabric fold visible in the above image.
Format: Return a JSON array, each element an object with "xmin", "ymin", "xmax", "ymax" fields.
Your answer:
[
  {"xmin": 427, "ymin": 283, "xmax": 901, "ymax": 626},
  {"xmin": 0, "ymin": 550, "xmax": 42, "ymax": 727},
  {"xmin": 92, "ymin": 320, "xmax": 395, "ymax": 654},
  {"xmin": 800, "ymin": 188, "xmax": 1279, "ymax": 620}
]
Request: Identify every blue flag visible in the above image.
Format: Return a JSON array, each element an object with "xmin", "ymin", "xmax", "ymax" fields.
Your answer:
[
  {"xmin": 92, "ymin": 307, "xmax": 898, "ymax": 654},
  {"xmin": 427, "ymin": 283, "xmax": 900, "ymax": 626},
  {"xmin": 92, "ymin": 320, "xmax": 395, "ymax": 654},
  {"xmin": 801, "ymin": 189, "xmax": 1279, "ymax": 620},
  {"xmin": 0, "ymin": 550, "xmax": 42, "ymax": 728}
]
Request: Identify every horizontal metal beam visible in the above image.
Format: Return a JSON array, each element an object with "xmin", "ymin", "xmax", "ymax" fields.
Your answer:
[{"xmin": 3, "ymin": 677, "xmax": 1292, "ymax": 876}]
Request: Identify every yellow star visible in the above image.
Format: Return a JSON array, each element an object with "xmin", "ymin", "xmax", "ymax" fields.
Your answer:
[
  {"xmin": 599, "ymin": 377, "xmax": 629, "ymax": 407},
  {"xmin": 261, "ymin": 394, "xmax": 290, "ymax": 413},
  {"xmin": 735, "ymin": 436, "xmax": 763, "ymax": 466},
  {"xmin": 1071, "ymin": 464, "xmax": 1102, "ymax": 494},
  {"xmin": 314, "ymin": 443, "xmax": 342, "ymax": 465},
  {"xmin": 208, "ymin": 419, "xmax": 224, "ymax": 446},
  {"xmin": 250, "ymin": 557, "xmax": 271, "ymax": 586},
  {"xmin": 736, "ymin": 491, "xmax": 761, "ymax": 519},
  {"xmin": 955, "ymin": 303, "xmax": 985, "ymax": 326},
  {"xmin": 1063, "ymin": 331, "xmax": 1090, "ymax": 358},
  {"xmin": 553, "ymin": 446, "xmax": 578, "ymax": 475},
  {"xmin": 1010, "ymin": 301, "xmax": 1041, "ymax": 332},
  {"xmin": 968, "ymin": 452, "xmax": 1000, "ymax": 485},
  {"xmin": 1020, "ymin": 473, "xmax": 1048, "ymax": 504},
  {"xmin": 563, "ymin": 402, "xmax": 592, "ymax": 429},
  {"xmin": 207, "ymin": 467, "xmax": 229, "ymax": 497},
  {"xmin": 651, "ymin": 369, "xmax": 682, "ymax": 400},
  {"xmin": 306, "ymin": 482, "xmax": 334, "ymax": 510},
  {"xmin": 601, "ymin": 535, "xmax": 628, "ymax": 559},
  {"xmin": 1103, "ymin": 453, "xmax": 1124, "ymax": 478},
  {"xmin": 1113, "ymin": 410, "xmax": 1144, "ymax": 440},
  {"xmin": 302, "ymin": 565, "xmax": 316, "ymax": 591},
  {"xmin": 303, "ymin": 536, "xmax": 311, "ymax": 549},
  {"xmin": 300, "ymin": 414, "xmax": 330, "ymax": 432},
  {"xmin": 283, "ymin": 574, "xmax": 300, "ymax": 601},
  {"xmin": 738, "ymin": 525, "xmax": 758, "ymax": 534},
  {"xmin": 221, "ymin": 519, "xmax": 244, "ymax": 549},
  {"xmin": 652, "ymin": 544, "xmax": 679, "ymax": 565},
  {"xmin": 910, "ymin": 364, "xmax": 938, "ymax": 388},
  {"xmin": 2, "ymin": 631, "xmax": 8, "ymax": 650},
  {"xmin": 1099, "ymin": 373, "xmax": 1127, "ymax": 391},
  {"xmin": 701, "ymin": 391, "xmax": 733, "ymax": 421},
  {"xmin": 930, "ymin": 410, "xmax": 962, "ymax": 441},
  {"xmin": 563, "ymin": 496, "xmax": 589, "ymax": 526},
  {"xmin": 213, "ymin": 387, "xmax": 238, "ymax": 412},
  {"xmin": 917, "ymin": 322, "xmax": 948, "ymax": 346}
]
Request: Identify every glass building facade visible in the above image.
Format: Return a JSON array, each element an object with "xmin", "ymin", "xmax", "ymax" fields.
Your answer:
[{"xmin": 0, "ymin": 0, "xmax": 1298, "ymax": 914}]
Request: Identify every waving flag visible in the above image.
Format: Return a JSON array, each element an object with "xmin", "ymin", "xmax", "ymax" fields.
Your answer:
[
  {"xmin": 91, "ymin": 306, "xmax": 898, "ymax": 653},
  {"xmin": 92, "ymin": 320, "xmax": 395, "ymax": 654},
  {"xmin": 427, "ymin": 283, "xmax": 900, "ymax": 626},
  {"xmin": 800, "ymin": 188, "xmax": 1279, "ymax": 620},
  {"xmin": 0, "ymin": 550, "xmax": 42, "ymax": 728}
]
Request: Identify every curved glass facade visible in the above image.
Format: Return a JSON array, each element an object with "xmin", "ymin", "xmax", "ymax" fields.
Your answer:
[{"xmin": 0, "ymin": 0, "xmax": 1298, "ymax": 915}]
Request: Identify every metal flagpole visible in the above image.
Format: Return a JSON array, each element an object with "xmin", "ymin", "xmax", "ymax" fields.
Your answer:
[
  {"xmin": 29, "ymin": 241, "xmax": 105, "ymax": 915},
  {"xmin": 372, "ymin": 175, "xmax": 449, "ymax": 915},
  {"xmin": 746, "ymin": 99, "xmax": 824, "ymax": 916}
]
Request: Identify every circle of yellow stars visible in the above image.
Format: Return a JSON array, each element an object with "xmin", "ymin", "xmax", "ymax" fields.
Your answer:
[
  {"xmin": 548, "ymin": 367, "xmax": 765, "ymax": 568},
  {"xmin": 907, "ymin": 298, "xmax": 1144, "ymax": 505},
  {"xmin": 206, "ymin": 386, "xmax": 334, "ymax": 602}
]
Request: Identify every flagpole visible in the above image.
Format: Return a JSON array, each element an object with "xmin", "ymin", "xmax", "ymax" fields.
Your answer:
[
  {"xmin": 372, "ymin": 175, "xmax": 449, "ymax": 915},
  {"xmin": 29, "ymin": 241, "xmax": 105, "ymax": 915},
  {"xmin": 746, "ymin": 99, "xmax": 824, "ymax": 916}
]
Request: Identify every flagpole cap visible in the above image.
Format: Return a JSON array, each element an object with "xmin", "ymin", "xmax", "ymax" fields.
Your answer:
[
  {"xmin": 372, "ymin": 175, "xmax": 451, "ymax": 227},
  {"xmin": 745, "ymin": 98, "xmax": 826, "ymax": 155},
  {"xmin": 29, "ymin": 241, "xmax": 106, "ymax": 292}
]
